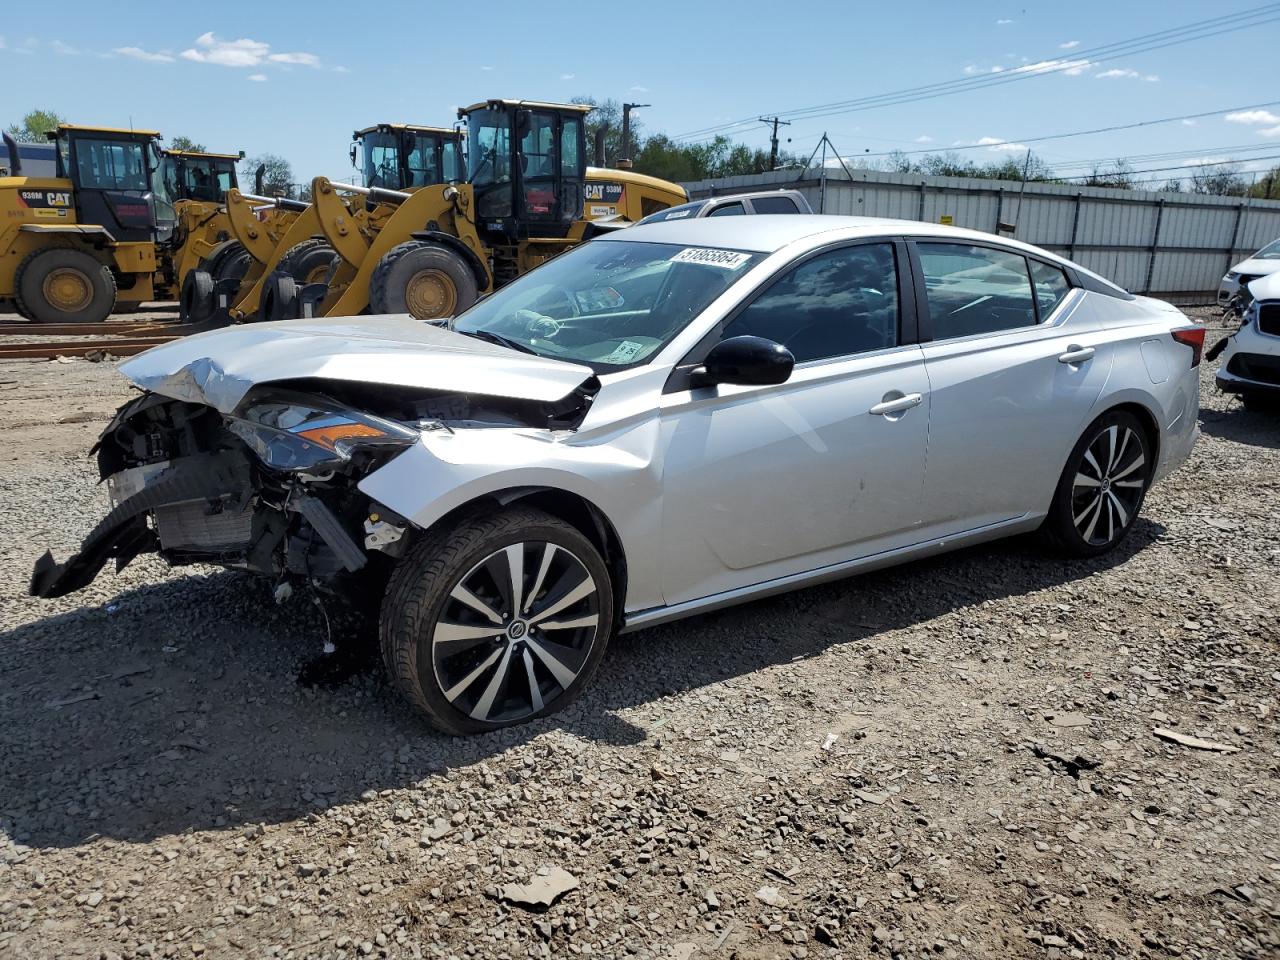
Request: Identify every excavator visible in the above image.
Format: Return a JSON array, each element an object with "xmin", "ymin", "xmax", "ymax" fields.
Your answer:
[{"xmin": 184, "ymin": 102, "xmax": 689, "ymax": 324}]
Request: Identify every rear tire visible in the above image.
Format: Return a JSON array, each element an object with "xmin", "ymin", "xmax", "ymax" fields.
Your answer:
[
  {"xmin": 15, "ymin": 248, "xmax": 116, "ymax": 324},
  {"xmin": 210, "ymin": 242, "xmax": 253, "ymax": 285},
  {"xmin": 369, "ymin": 241, "xmax": 478, "ymax": 320},
  {"xmin": 1043, "ymin": 410, "xmax": 1152, "ymax": 557},
  {"xmin": 380, "ymin": 508, "xmax": 613, "ymax": 735},
  {"xmin": 278, "ymin": 239, "xmax": 337, "ymax": 285}
]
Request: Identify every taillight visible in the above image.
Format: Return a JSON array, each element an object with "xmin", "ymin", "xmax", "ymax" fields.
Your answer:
[{"xmin": 1171, "ymin": 326, "xmax": 1206, "ymax": 367}]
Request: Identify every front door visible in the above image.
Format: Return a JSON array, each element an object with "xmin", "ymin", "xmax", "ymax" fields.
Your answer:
[{"xmin": 658, "ymin": 240, "xmax": 932, "ymax": 606}]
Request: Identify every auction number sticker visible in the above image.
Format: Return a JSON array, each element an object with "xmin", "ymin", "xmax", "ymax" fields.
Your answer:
[{"xmin": 671, "ymin": 247, "xmax": 751, "ymax": 270}]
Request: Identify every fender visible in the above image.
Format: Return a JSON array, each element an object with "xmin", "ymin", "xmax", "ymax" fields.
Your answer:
[{"xmin": 409, "ymin": 229, "xmax": 490, "ymax": 290}]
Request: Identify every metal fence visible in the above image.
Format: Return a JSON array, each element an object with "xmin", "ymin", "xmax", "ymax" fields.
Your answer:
[{"xmin": 681, "ymin": 167, "xmax": 1280, "ymax": 303}]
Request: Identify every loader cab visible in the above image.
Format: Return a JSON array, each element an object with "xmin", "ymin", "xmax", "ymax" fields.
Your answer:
[
  {"xmin": 352, "ymin": 124, "xmax": 464, "ymax": 190},
  {"xmin": 461, "ymin": 99, "xmax": 589, "ymax": 241},
  {"xmin": 50, "ymin": 124, "xmax": 166, "ymax": 244},
  {"xmin": 163, "ymin": 150, "xmax": 241, "ymax": 204}
]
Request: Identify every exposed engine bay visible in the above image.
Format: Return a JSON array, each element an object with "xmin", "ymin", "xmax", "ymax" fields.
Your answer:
[{"xmin": 28, "ymin": 379, "xmax": 597, "ymax": 600}]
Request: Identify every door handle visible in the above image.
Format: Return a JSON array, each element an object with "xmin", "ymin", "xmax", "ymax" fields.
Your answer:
[
  {"xmin": 1058, "ymin": 345, "xmax": 1095, "ymax": 364},
  {"xmin": 869, "ymin": 393, "xmax": 923, "ymax": 416}
]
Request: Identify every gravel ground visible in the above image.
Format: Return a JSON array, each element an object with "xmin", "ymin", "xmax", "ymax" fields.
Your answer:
[{"xmin": 0, "ymin": 306, "xmax": 1277, "ymax": 960}]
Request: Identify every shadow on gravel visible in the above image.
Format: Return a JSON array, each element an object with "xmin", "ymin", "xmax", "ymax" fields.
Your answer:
[
  {"xmin": 0, "ymin": 518, "xmax": 1163, "ymax": 849},
  {"xmin": 1199, "ymin": 400, "xmax": 1280, "ymax": 450}
]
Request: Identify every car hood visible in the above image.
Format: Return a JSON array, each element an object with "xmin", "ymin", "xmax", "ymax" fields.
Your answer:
[
  {"xmin": 1248, "ymin": 271, "xmax": 1280, "ymax": 301},
  {"xmin": 121, "ymin": 314, "xmax": 597, "ymax": 414},
  {"xmin": 1231, "ymin": 258, "xmax": 1280, "ymax": 277}
]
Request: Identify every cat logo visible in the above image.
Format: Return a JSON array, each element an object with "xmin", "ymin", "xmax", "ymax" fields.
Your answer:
[{"xmin": 45, "ymin": 192, "xmax": 72, "ymax": 207}]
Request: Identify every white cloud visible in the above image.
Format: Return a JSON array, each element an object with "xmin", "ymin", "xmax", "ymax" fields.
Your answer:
[
  {"xmin": 1182, "ymin": 156, "xmax": 1228, "ymax": 168},
  {"xmin": 630, "ymin": 84, "xmax": 649, "ymax": 92},
  {"xmin": 1059, "ymin": 39, "xmax": 1080, "ymax": 49},
  {"xmin": 1097, "ymin": 68, "xmax": 1139, "ymax": 79},
  {"xmin": 1261, "ymin": 125, "xmax": 1280, "ymax": 138},
  {"xmin": 331, "ymin": 65, "xmax": 350, "ymax": 73},
  {"xmin": 996, "ymin": 18, "xmax": 1013, "ymax": 24},
  {"xmin": 914, "ymin": 135, "xmax": 933, "ymax": 143},
  {"xmin": 963, "ymin": 64, "xmax": 1004, "ymax": 75},
  {"xmin": 1144, "ymin": 74, "xmax": 1159, "ymax": 82},
  {"xmin": 1013, "ymin": 57, "xmax": 1092, "ymax": 76},
  {"xmin": 1182, "ymin": 119, "xmax": 1197, "ymax": 126},
  {"xmin": 560, "ymin": 72, "xmax": 576, "ymax": 80},
  {"xmin": 113, "ymin": 45, "xmax": 175, "ymax": 63},
  {"xmin": 1225, "ymin": 109, "xmax": 1280, "ymax": 126},
  {"xmin": 50, "ymin": 39, "xmax": 78, "ymax": 55},
  {"xmin": 247, "ymin": 73, "xmax": 267, "ymax": 82},
  {"xmin": 268, "ymin": 51, "xmax": 319, "ymax": 67},
  {"xmin": 179, "ymin": 31, "xmax": 320, "ymax": 69},
  {"xmin": 480, "ymin": 65, "xmax": 493, "ymax": 71},
  {"xmin": 976, "ymin": 136, "xmax": 1029, "ymax": 153}
]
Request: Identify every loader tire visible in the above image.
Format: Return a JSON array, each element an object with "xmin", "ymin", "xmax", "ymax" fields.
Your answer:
[
  {"xmin": 209, "ymin": 242, "xmax": 253, "ymax": 284},
  {"xmin": 262, "ymin": 272, "xmax": 299, "ymax": 323},
  {"xmin": 180, "ymin": 269, "xmax": 216, "ymax": 323},
  {"xmin": 369, "ymin": 241, "xmax": 477, "ymax": 320},
  {"xmin": 15, "ymin": 248, "xmax": 117, "ymax": 324},
  {"xmin": 278, "ymin": 239, "xmax": 338, "ymax": 285}
]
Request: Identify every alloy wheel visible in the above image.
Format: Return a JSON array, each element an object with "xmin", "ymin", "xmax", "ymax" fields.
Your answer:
[
  {"xmin": 431, "ymin": 541, "xmax": 600, "ymax": 725},
  {"xmin": 1070, "ymin": 424, "xmax": 1146, "ymax": 547}
]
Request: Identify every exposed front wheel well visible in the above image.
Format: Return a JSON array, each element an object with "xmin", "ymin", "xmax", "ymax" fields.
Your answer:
[{"xmin": 406, "ymin": 488, "xmax": 629, "ymax": 627}]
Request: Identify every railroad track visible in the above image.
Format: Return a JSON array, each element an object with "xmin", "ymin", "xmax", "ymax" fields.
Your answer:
[{"xmin": 0, "ymin": 316, "xmax": 223, "ymax": 361}]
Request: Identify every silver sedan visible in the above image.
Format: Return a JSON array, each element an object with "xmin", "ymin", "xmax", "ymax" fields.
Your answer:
[{"xmin": 33, "ymin": 216, "xmax": 1203, "ymax": 734}]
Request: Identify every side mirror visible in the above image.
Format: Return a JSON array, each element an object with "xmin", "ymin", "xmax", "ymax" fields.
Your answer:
[
  {"xmin": 349, "ymin": 144, "xmax": 357, "ymax": 167},
  {"xmin": 693, "ymin": 336, "xmax": 794, "ymax": 388}
]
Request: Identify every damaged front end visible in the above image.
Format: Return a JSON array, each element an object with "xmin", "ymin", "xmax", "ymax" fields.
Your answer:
[{"xmin": 29, "ymin": 389, "xmax": 420, "ymax": 600}]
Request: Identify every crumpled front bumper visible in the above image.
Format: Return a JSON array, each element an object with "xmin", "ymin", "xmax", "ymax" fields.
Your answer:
[{"xmin": 29, "ymin": 451, "xmax": 252, "ymax": 598}]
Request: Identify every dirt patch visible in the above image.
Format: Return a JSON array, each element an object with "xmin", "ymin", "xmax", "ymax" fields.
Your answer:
[{"xmin": 0, "ymin": 306, "xmax": 1277, "ymax": 959}]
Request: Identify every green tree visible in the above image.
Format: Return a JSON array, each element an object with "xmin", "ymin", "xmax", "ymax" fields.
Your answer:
[
  {"xmin": 169, "ymin": 135, "xmax": 207, "ymax": 153},
  {"xmin": 5, "ymin": 109, "xmax": 66, "ymax": 143},
  {"xmin": 241, "ymin": 153, "xmax": 295, "ymax": 198}
]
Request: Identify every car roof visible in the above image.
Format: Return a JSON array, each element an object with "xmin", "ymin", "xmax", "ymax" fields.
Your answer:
[{"xmin": 608, "ymin": 215, "xmax": 965, "ymax": 252}]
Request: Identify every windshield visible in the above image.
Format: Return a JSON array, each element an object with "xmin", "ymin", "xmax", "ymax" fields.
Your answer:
[
  {"xmin": 361, "ymin": 131, "xmax": 400, "ymax": 188},
  {"xmin": 452, "ymin": 240, "xmax": 764, "ymax": 370},
  {"xmin": 406, "ymin": 132, "xmax": 442, "ymax": 187},
  {"xmin": 466, "ymin": 109, "xmax": 511, "ymax": 187},
  {"xmin": 1255, "ymin": 239, "xmax": 1280, "ymax": 260},
  {"xmin": 639, "ymin": 200, "xmax": 709, "ymax": 224}
]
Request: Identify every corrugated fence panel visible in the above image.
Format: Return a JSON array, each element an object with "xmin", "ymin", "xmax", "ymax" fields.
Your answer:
[{"xmin": 682, "ymin": 166, "xmax": 1280, "ymax": 300}]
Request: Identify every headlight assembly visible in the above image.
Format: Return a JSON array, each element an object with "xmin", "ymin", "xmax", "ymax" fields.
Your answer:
[{"xmin": 226, "ymin": 398, "xmax": 419, "ymax": 473}]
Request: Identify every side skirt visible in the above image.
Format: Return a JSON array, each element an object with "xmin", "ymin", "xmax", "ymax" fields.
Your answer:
[{"xmin": 619, "ymin": 513, "xmax": 1041, "ymax": 634}]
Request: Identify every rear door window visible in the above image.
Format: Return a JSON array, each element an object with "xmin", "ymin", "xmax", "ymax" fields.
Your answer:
[
  {"xmin": 916, "ymin": 243, "xmax": 1037, "ymax": 338},
  {"xmin": 749, "ymin": 195, "xmax": 801, "ymax": 214}
]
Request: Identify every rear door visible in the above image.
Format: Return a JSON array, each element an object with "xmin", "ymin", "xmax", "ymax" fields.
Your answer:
[{"xmin": 911, "ymin": 241, "xmax": 1113, "ymax": 534}]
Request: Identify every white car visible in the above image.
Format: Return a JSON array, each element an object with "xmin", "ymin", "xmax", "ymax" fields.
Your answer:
[
  {"xmin": 1214, "ymin": 271, "xmax": 1280, "ymax": 409},
  {"xmin": 1218, "ymin": 238, "xmax": 1280, "ymax": 312},
  {"xmin": 31, "ymin": 217, "xmax": 1203, "ymax": 734}
]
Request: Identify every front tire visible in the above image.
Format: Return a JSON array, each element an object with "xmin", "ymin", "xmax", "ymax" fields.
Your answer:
[
  {"xmin": 1043, "ymin": 410, "xmax": 1152, "ymax": 557},
  {"xmin": 369, "ymin": 241, "xmax": 478, "ymax": 320},
  {"xmin": 15, "ymin": 248, "xmax": 117, "ymax": 323},
  {"xmin": 380, "ymin": 508, "xmax": 613, "ymax": 735}
]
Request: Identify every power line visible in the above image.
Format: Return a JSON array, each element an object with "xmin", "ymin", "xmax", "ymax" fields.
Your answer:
[
  {"xmin": 1040, "ymin": 154, "xmax": 1280, "ymax": 182},
  {"xmin": 672, "ymin": 3, "xmax": 1280, "ymax": 142},
  {"xmin": 815, "ymin": 99, "xmax": 1280, "ymax": 161}
]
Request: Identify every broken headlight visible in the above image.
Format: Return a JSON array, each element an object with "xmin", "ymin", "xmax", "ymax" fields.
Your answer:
[{"xmin": 226, "ymin": 399, "xmax": 418, "ymax": 473}]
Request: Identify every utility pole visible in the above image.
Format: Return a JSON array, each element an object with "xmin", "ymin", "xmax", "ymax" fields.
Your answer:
[
  {"xmin": 758, "ymin": 116, "xmax": 792, "ymax": 169},
  {"xmin": 621, "ymin": 102, "xmax": 650, "ymax": 166}
]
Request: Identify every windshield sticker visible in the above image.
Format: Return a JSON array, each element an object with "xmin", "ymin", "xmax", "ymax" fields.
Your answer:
[
  {"xmin": 601, "ymin": 340, "xmax": 647, "ymax": 364},
  {"xmin": 671, "ymin": 247, "xmax": 752, "ymax": 270},
  {"xmin": 664, "ymin": 209, "xmax": 693, "ymax": 220}
]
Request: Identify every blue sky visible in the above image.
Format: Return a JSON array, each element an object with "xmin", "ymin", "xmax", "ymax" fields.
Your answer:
[{"xmin": 3, "ymin": 0, "xmax": 1279, "ymax": 185}]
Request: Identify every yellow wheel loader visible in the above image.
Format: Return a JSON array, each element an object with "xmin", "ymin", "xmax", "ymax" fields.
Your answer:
[
  {"xmin": 250, "ymin": 100, "xmax": 688, "ymax": 323},
  {"xmin": 185, "ymin": 123, "xmax": 467, "ymax": 324},
  {"xmin": 160, "ymin": 148, "xmax": 244, "ymax": 293},
  {"xmin": 1, "ymin": 124, "xmax": 172, "ymax": 323}
]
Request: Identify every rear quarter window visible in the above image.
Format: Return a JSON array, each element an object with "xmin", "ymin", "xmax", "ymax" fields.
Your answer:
[{"xmin": 749, "ymin": 195, "xmax": 801, "ymax": 214}]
